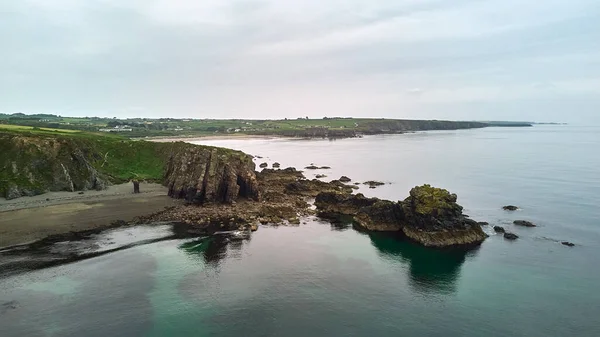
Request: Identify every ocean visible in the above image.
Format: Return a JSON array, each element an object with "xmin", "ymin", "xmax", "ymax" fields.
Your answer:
[{"xmin": 1, "ymin": 125, "xmax": 599, "ymax": 336}]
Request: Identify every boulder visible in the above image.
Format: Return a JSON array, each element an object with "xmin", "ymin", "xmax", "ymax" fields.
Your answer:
[
  {"xmin": 259, "ymin": 162, "xmax": 268, "ymax": 168},
  {"xmin": 513, "ymin": 220, "xmax": 536, "ymax": 227},
  {"xmin": 272, "ymin": 162, "xmax": 281, "ymax": 168},
  {"xmin": 503, "ymin": 205, "xmax": 519, "ymax": 211},
  {"xmin": 478, "ymin": 222, "xmax": 489, "ymax": 226},
  {"xmin": 305, "ymin": 165, "xmax": 319, "ymax": 170},
  {"xmin": 503, "ymin": 232, "xmax": 519, "ymax": 240},
  {"xmin": 315, "ymin": 174, "xmax": 327, "ymax": 179},
  {"xmin": 493, "ymin": 226, "xmax": 506, "ymax": 233},
  {"xmin": 339, "ymin": 176, "xmax": 352, "ymax": 183},
  {"xmin": 561, "ymin": 241, "xmax": 575, "ymax": 247}
]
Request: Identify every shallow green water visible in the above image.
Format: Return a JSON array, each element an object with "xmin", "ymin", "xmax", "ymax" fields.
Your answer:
[{"xmin": 1, "ymin": 126, "xmax": 599, "ymax": 336}]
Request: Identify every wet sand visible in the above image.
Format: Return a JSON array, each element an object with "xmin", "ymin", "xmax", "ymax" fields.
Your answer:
[{"xmin": 0, "ymin": 183, "xmax": 181, "ymax": 248}]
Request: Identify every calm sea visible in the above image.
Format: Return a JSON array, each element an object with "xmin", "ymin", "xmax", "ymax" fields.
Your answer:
[{"xmin": 1, "ymin": 125, "xmax": 599, "ymax": 336}]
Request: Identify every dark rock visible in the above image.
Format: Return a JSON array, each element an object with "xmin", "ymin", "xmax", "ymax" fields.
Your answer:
[
  {"xmin": 315, "ymin": 174, "xmax": 327, "ymax": 178},
  {"xmin": 165, "ymin": 146, "xmax": 260, "ymax": 204},
  {"xmin": 305, "ymin": 165, "xmax": 319, "ymax": 170},
  {"xmin": 259, "ymin": 162, "xmax": 268, "ymax": 168},
  {"xmin": 354, "ymin": 182, "xmax": 361, "ymax": 185},
  {"xmin": 319, "ymin": 166, "xmax": 331, "ymax": 169},
  {"xmin": 363, "ymin": 181, "xmax": 385, "ymax": 188},
  {"xmin": 45, "ymin": 198, "xmax": 50, "ymax": 201},
  {"xmin": 493, "ymin": 226, "xmax": 506, "ymax": 233},
  {"xmin": 503, "ymin": 205, "xmax": 519, "ymax": 211},
  {"xmin": 513, "ymin": 220, "xmax": 536, "ymax": 227},
  {"xmin": 78, "ymin": 191, "xmax": 85, "ymax": 195},
  {"xmin": 478, "ymin": 222, "xmax": 489, "ymax": 226},
  {"xmin": 272, "ymin": 162, "xmax": 281, "ymax": 168},
  {"xmin": 315, "ymin": 184, "xmax": 487, "ymax": 247},
  {"xmin": 133, "ymin": 179, "xmax": 140, "ymax": 193},
  {"xmin": 503, "ymin": 232, "xmax": 519, "ymax": 240},
  {"xmin": 561, "ymin": 241, "xmax": 575, "ymax": 247},
  {"xmin": 339, "ymin": 176, "xmax": 352, "ymax": 183}
]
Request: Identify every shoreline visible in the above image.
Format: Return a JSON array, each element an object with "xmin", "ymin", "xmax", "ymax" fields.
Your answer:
[
  {"xmin": 145, "ymin": 134, "xmax": 289, "ymax": 142},
  {"xmin": 0, "ymin": 182, "xmax": 182, "ymax": 248}
]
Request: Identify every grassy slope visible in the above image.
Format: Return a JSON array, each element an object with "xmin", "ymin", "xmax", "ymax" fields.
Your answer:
[{"xmin": 0, "ymin": 128, "xmax": 253, "ymax": 197}]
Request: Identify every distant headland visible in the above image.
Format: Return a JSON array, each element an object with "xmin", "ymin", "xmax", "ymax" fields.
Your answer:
[{"xmin": 0, "ymin": 113, "xmax": 533, "ymax": 140}]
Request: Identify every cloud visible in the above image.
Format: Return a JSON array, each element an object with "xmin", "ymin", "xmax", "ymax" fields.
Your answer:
[{"xmin": 0, "ymin": 0, "xmax": 599, "ymax": 123}]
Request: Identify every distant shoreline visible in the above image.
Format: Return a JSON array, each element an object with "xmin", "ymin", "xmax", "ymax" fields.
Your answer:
[{"xmin": 146, "ymin": 134, "xmax": 288, "ymax": 142}]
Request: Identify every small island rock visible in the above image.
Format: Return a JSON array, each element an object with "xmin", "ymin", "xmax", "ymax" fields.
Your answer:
[
  {"xmin": 561, "ymin": 241, "xmax": 575, "ymax": 247},
  {"xmin": 259, "ymin": 162, "xmax": 268, "ymax": 168},
  {"xmin": 503, "ymin": 205, "xmax": 519, "ymax": 211},
  {"xmin": 504, "ymin": 232, "xmax": 519, "ymax": 240},
  {"xmin": 514, "ymin": 220, "xmax": 536, "ymax": 227},
  {"xmin": 272, "ymin": 162, "xmax": 281, "ymax": 168},
  {"xmin": 339, "ymin": 176, "xmax": 352, "ymax": 183},
  {"xmin": 493, "ymin": 226, "xmax": 505, "ymax": 233}
]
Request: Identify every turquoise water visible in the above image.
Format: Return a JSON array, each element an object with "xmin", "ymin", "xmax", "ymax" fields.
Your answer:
[{"xmin": 1, "ymin": 126, "xmax": 600, "ymax": 336}]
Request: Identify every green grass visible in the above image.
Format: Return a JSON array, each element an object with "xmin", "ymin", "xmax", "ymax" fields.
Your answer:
[{"xmin": 0, "ymin": 124, "xmax": 81, "ymax": 133}]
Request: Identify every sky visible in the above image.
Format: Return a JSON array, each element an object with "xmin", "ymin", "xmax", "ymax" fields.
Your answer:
[{"xmin": 1, "ymin": 0, "xmax": 599, "ymax": 123}]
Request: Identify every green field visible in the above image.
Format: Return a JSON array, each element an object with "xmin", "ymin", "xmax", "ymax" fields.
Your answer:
[{"xmin": 0, "ymin": 113, "xmax": 502, "ymax": 139}]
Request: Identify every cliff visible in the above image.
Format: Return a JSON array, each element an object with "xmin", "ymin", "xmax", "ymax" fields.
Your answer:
[
  {"xmin": 163, "ymin": 142, "xmax": 260, "ymax": 203},
  {"xmin": 315, "ymin": 185, "xmax": 487, "ymax": 247},
  {"xmin": 0, "ymin": 132, "xmax": 259, "ymax": 203}
]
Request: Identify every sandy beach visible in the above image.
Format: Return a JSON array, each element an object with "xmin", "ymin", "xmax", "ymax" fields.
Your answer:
[{"xmin": 0, "ymin": 182, "xmax": 181, "ymax": 248}]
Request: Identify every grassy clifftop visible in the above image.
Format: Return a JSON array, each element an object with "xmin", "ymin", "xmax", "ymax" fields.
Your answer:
[{"xmin": 0, "ymin": 129, "xmax": 251, "ymax": 199}]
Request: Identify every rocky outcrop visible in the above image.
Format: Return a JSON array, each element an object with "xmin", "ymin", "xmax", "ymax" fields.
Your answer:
[
  {"xmin": 494, "ymin": 226, "xmax": 506, "ymax": 233},
  {"xmin": 514, "ymin": 220, "xmax": 536, "ymax": 227},
  {"xmin": 315, "ymin": 184, "xmax": 487, "ymax": 247},
  {"xmin": 164, "ymin": 144, "xmax": 260, "ymax": 204},
  {"xmin": 0, "ymin": 133, "xmax": 110, "ymax": 199},
  {"xmin": 339, "ymin": 176, "xmax": 351, "ymax": 183},
  {"xmin": 503, "ymin": 205, "xmax": 519, "ymax": 211},
  {"xmin": 504, "ymin": 233, "xmax": 519, "ymax": 240}
]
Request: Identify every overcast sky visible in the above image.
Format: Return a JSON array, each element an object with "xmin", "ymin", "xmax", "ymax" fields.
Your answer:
[{"xmin": 1, "ymin": 0, "xmax": 599, "ymax": 123}]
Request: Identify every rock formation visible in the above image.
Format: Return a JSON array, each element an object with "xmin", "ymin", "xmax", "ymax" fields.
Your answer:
[
  {"xmin": 0, "ymin": 133, "xmax": 109, "ymax": 199},
  {"xmin": 513, "ymin": 220, "xmax": 536, "ymax": 227},
  {"xmin": 164, "ymin": 144, "xmax": 260, "ymax": 204},
  {"xmin": 315, "ymin": 184, "xmax": 488, "ymax": 247}
]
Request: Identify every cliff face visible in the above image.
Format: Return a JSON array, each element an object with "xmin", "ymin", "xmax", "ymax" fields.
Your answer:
[
  {"xmin": 0, "ymin": 134, "xmax": 110, "ymax": 199},
  {"xmin": 315, "ymin": 185, "xmax": 487, "ymax": 247},
  {"xmin": 1, "ymin": 133, "xmax": 261, "ymax": 204},
  {"xmin": 163, "ymin": 142, "xmax": 260, "ymax": 203}
]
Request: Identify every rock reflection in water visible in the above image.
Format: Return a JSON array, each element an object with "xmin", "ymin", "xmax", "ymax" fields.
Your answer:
[
  {"xmin": 368, "ymin": 233, "xmax": 479, "ymax": 294},
  {"xmin": 179, "ymin": 234, "xmax": 249, "ymax": 266}
]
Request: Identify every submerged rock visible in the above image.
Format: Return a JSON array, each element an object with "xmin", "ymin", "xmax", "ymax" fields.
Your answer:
[
  {"xmin": 493, "ymin": 226, "xmax": 506, "ymax": 233},
  {"xmin": 561, "ymin": 241, "xmax": 575, "ymax": 247},
  {"xmin": 478, "ymin": 222, "xmax": 489, "ymax": 226},
  {"xmin": 503, "ymin": 205, "xmax": 519, "ymax": 211},
  {"xmin": 305, "ymin": 165, "xmax": 319, "ymax": 170},
  {"xmin": 315, "ymin": 184, "xmax": 487, "ymax": 247},
  {"xmin": 503, "ymin": 232, "xmax": 519, "ymax": 240},
  {"xmin": 513, "ymin": 220, "xmax": 536, "ymax": 227},
  {"xmin": 319, "ymin": 166, "xmax": 331, "ymax": 169}
]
